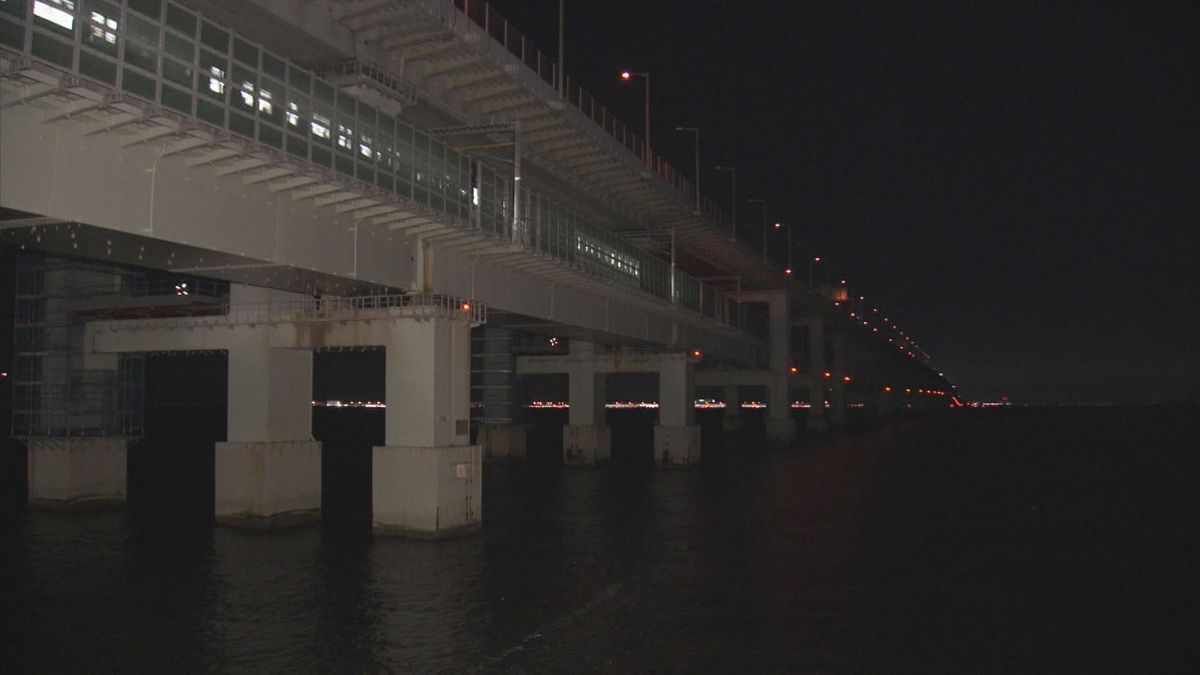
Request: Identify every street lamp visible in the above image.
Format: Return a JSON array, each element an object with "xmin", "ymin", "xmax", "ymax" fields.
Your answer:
[
  {"xmin": 675, "ymin": 126, "xmax": 700, "ymax": 211},
  {"xmin": 809, "ymin": 256, "xmax": 822, "ymax": 289},
  {"xmin": 620, "ymin": 70, "xmax": 651, "ymax": 167},
  {"xmin": 715, "ymin": 165, "xmax": 735, "ymax": 240},
  {"xmin": 557, "ymin": 0, "xmax": 565, "ymax": 96}
]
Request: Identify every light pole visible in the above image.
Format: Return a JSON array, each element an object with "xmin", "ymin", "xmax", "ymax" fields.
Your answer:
[
  {"xmin": 809, "ymin": 256, "xmax": 822, "ymax": 290},
  {"xmin": 557, "ymin": 0, "xmax": 565, "ymax": 97},
  {"xmin": 620, "ymin": 70, "xmax": 651, "ymax": 167},
  {"xmin": 715, "ymin": 165, "xmax": 735, "ymax": 240},
  {"xmin": 675, "ymin": 126, "xmax": 700, "ymax": 211},
  {"xmin": 748, "ymin": 197, "xmax": 768, "ymax": 264}
]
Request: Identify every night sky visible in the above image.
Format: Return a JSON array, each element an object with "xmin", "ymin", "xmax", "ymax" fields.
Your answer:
[{"xmin": 484, "ymin": 0, "xmax": 1198, "ymax": 404}]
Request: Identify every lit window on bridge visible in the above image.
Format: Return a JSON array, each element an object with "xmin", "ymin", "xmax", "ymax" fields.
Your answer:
[
  {"xmin": 337, "ymin": 125, "xmax": 353, "ymax": 151},
  {"xmin": 286, "ymin": 102, "xmax": 300, "ymax": 127},
  {"xmin": 239, "ymin": 81, "xmax": 254, "ymax": 107},
  {"xmin": 359, "ymin": 134, "xmax": 373, "ymax": 159},
  {"xmin": 34, "ymin": 1, "xmax": 74, "ymax": 30},
  {"xmin": 89, "ymin": 11, "xmax": 116, "ymax": 44},
  {"xmin": 207, "ymin": 66, "xmax": 225, "ymax": 95},
  {"xmin": 257, "ymin": 89, "xmax": 273, "ymax": 114},
  {"xmin": 311, "ymin": 113, "xmax": 331, "ymax": 140},
  {"xmin": 575, "ymin": 234, "xmax": 640, "ymax": 278}
]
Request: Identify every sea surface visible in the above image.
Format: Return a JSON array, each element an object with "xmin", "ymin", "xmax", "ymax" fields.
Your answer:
[{"xmin": 1, "ymin": 407, "xmax": 1195, "ymax": 672}]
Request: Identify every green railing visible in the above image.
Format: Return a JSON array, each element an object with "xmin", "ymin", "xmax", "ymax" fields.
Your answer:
[{"xmin": 0, "ymin": 0, "xmax": 760, "ymax": 336}]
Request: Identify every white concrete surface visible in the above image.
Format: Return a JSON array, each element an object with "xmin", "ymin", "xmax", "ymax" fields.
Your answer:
[
  {"xmin": 481, "ymin": 425, "xmax": 527, "ymax": 462},
  {"xmin": 563, "ymin": 425, "xmax": 612, "ymax": 466},
  {"xmin": 654, "ymin": 425, "xmax": 701, "ymax": 467},
  {"xmin": 215, "ymin": 440, "xmax": 322, "ymax": 527},
  {"xmin": 372, "ymin": 445, "xmax": 482, "ymax": 538},
  {"xmin": 27, "ymin": 438, "xmax": 127, "ymax": 509}
]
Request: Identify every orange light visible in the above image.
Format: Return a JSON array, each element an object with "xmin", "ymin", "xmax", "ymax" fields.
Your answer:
[
  {"xmin": 884, "ymin": 386, "xmax": 892, "ymax": 393},
  {"xmin": 842, "ymin": 375, "xmax": 852, "ymax": 383},
  {"xmin": 823, "ymin": 371, "xmax": 832, "ymax": 379},
  {"xmin": 813, "ymin": 256, "xmax": 821, "ymax": 263},
  {"xmin": 691, "ymin": 349, "xmax": 702, "ymax": 359},
  {"xmin": 621, "ymin": 71, "xmax": 632, "ymax": 80},
  {"xmin": 789, "ymin": 366, "xmax": 798, "ymax": 374},
  {"xmin": 905, "ymin": 388, "xmax": 912, "ymax": 394},
  {"xmin": 461, "ymin": 302, "xmax": 471, "ymax": 311}
]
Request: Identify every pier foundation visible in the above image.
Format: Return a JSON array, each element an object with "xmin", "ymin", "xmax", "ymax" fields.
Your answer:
[
  {"xmin": 480, "ymin": 424, "xmax": 527, "ymax": 463},
  {"xmin": 27, "ymin": 437, "xmax": 127, "ymax": 510}
]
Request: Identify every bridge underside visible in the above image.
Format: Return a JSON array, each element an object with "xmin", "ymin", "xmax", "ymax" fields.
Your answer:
[{"xmin": 0, "ymin": 57, "xmax": 763, "ymax": 366}]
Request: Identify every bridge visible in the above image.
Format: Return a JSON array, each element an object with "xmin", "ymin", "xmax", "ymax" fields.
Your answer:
[{"xmin": 0, "ymin": 0, "xmax": 951, "ymax": 537}]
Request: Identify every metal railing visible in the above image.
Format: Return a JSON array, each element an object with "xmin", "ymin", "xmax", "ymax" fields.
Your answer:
[
  {"xmin": 0, "ymin": 0, "xmax": 760, "ymax": 338},
  {"xmin": 219, "ymin": 294, "xmax": 486, "ymax": 325},
  {"xmin": 446, "ymin": 0, "xmax": 734, "ymax": 234}
]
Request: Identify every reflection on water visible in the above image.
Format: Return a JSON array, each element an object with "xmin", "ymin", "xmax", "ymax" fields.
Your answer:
[{"xmin": 1, "ymin": 408, "xmax": 1194, "ymax": 671}]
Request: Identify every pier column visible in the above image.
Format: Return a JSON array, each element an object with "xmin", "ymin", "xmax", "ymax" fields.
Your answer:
[
  {"xmin": 373, "ymin": 318, "xmax": 481, "ymax": 538},
  {"xmin": 216, "ymin": 294, "xmax": 320, "ymax": 527},
  {"xmin": 829, "ymin": 332, "xmax": 848, "ymax": 428},
  {"xmin": 655, "ymin": 355, "xmax": 700, "ymax": 466},
  {"xmin": 722, "ymin": 384, "xmax": 744, "ymax": 433},
  {"xmin": 27, "ymin": 438, "xmax": 128, "ymax": 510},
  {"xmin": 563, "ymin": 341, "xmax": 610, "ymax": 465},
  {"xmin": 765, "ymin": 376, "xmax": 796, "ymax": 444},
  {"xmin": 474, "ymin": 327, "xmax": 526, "ymax": 462},
  {"xmin": 806, "ymin": 319, "xmax": 829, "ymax": 432},
  {"xmin": 764, "ymin": 290, "xmax": 796, "ymax": 444}
]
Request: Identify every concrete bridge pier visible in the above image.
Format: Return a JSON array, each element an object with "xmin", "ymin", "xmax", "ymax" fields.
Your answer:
[
  {"xmin": 27, "ymin": 437, "xmax": 128, "ymax": 510},
  {"xmin": 806, "ymin": 319, "xmax": 830, "ymax": 433},
  {"xmin": 655, "ymin": 356, "xmax": 700, "ymax": 467},
  {"xmin": 829, "ymin": 334, "xmax": 849, "ymax": 428},
  {"xmin": 722, "ymin": 385, "xmax": 744, "ymax": 433},
  {"xmin": 475, "ymin": 327, "xmax": 526, "ymax": 463},
  {"xmin": 563, "ymin": 341, "xmax": 611, "ymax": 466},
  {"xmin": 765, "ymin": 376, "xmax": 797, "ymax": 445},
  {"xmin": 373, "ymin": 318, "xmax": 481, "ymax": 538},
  {"xmin": 216, "ymin": 289, "xmax": 321, "ymax": 529}
]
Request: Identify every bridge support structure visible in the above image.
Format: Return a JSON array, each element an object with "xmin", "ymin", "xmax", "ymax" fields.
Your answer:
[
  {"xmin": 373, "ymin": 317, "xmax": 480, "ymax": 539},
  {"xmin": 655, "ymin": 355, "xmax": 700, "ymax": 467},
  {"xmin": 26, "ymin": 438, "xmax": 128, "ymax": 510},
  {"xmin": 805, "ymin": 318, "xmax": 830, "ymax": 432},
  {"xmin": 563, "ymin": 341, "xmax": 611, "ymax": 466},
  {"xmin": 722, "ymin": 385, "xmax": 744, "ymax": 433},
  {"xmin": 84, "ymin": 284, "xmax": 484, "ymax": 537},
  {"xmin": 216, "ymin": 287, "xmax": 321, "ymax": 529}
]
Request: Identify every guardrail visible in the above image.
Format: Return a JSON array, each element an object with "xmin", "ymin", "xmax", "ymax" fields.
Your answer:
[
  {"xmin": 447, "ymin": 0, "xmax": 733, "ymax": 233},
  {"xmin": 0, "ymin": 0, "xmax": 759, "ymax": 338},
  {"xmin": 220, "ymin": 294, "xmax": 486, "ymax": 325}
]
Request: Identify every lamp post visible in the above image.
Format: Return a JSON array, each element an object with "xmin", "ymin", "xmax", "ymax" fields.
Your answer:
[
  {"xmin": 715, "ymin": 165, "xmax": 735, "ymax": 240},
  {"xmin": 620, "ymin": 70, "xmax": 651, "ymax": 167},
  {"xmin": 809, "ymin": 256, "xmax": 822, "ymax": 290},
  {"xmin": 675, "ymin": 126, "xmax": 700, "ymax": 211},
  {"xmin": 557, "ymin": 0, "xmax": 565, "ymax": 96}
]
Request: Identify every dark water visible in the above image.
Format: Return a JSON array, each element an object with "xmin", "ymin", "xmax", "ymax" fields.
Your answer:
[{"xmin": 2, "ymin": 407, "xmax": 1196, "ymax": 672}]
